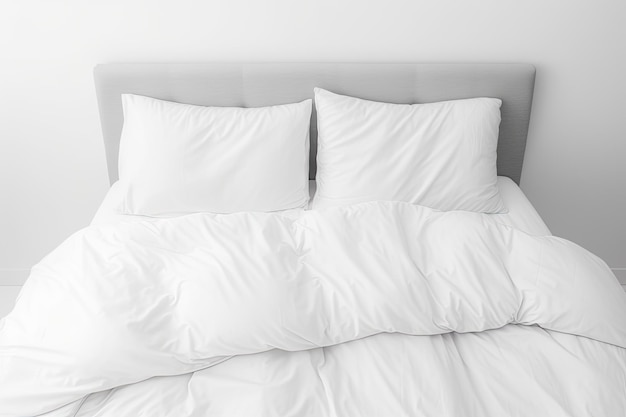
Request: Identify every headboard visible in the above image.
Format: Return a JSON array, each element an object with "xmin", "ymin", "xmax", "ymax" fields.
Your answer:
[{"xmin": 94, "ymin": 63, "xmax": 535, "ymax": 185}]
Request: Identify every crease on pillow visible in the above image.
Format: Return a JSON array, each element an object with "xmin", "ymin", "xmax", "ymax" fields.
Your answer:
[
  {"xmin": 117, "ymin": 95, "xmax": 312, "ymax": 216},
  {"xmin": 312, "ymin": 88, "xmax": 506, "ymax": 214}
]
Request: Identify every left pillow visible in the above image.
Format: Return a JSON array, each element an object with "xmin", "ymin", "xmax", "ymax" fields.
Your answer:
[{"xmin": 117, "ymin": 94, "xmax": 312, "ymax": 215}]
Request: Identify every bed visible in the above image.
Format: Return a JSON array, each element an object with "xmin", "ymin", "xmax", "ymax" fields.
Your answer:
[{"xmin": 1, "ymin": 63, "xmax": 625, "ymax": 417}]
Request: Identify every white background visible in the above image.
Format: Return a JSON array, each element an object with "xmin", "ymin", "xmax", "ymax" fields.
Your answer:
[{"xmin": 1, "ymin": 0, "xmax": 625, "ymax": 287}]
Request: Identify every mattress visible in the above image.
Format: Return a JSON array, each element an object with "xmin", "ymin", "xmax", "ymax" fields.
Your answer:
[{"xmin": 91, "ymin": 176, "xmax": 551, "ymax": 236}]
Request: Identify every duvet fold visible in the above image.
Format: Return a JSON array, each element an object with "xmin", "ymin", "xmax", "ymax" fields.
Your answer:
[{"xmin": 1, "ymin": 201, "xmax": 624, "ymax": 416}]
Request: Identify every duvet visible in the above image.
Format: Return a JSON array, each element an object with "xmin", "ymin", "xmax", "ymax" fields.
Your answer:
[{"xmin": 1, "ymin": 201, "xmax": 625, "ymax": 417}]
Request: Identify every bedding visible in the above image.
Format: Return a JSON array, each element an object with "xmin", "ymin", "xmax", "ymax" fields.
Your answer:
[
  {"xmin": 116, "ymin": 95, "xmax": 312, "ymax": 215},
  {"xmin": 92, "ymin": 176, "xmax": 550, "ymax": 234},
  {"xmin": 313, "ymin": 88, "xmax": 505, "ymax": 213},
  {"xmin": 1, "ymin": 200, "xmax": 625, "ymax": 417}
]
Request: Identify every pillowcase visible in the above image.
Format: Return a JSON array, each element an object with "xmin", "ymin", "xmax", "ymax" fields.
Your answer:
[
  {"xmin": 117, "ymin": 94, "xmax": 311, "ymax": 215},
  {"xmin": 312, "ymin": 88, "xmax": 506, "ymax": 213}
]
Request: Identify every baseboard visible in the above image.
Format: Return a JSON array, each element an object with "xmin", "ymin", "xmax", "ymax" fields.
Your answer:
[{"xmin": 0, "ymin": 269, "xmax": 29, "ymax": 286}]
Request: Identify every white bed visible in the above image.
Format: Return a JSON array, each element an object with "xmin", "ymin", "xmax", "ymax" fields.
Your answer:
[
  {"xmin": 1, "ymin": 64, "xmax": 625, "ymax": 417},
  {"xmin": 12, "ymin": 175, "xmax": 622, "ymax": 417},
  {"xmin": 26, "ymin": 176, "xmax": 623, "ymax": 417}
]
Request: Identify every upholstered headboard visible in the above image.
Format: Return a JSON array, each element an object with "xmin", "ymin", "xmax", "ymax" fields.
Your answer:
[{"xmin": 94, "ymin": 63, "xmax": 535, "ymax": 185}]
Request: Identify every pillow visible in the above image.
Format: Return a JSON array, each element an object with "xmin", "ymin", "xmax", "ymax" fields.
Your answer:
[
  {"xmin": 312, "ymin": 88, "xmax": 506, "ymax": 213},
  {"xmin": 117, "ymin": 94, "xmax": 312, "ymax": 215}
]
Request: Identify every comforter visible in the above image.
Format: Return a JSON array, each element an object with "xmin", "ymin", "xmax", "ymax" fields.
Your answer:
[{"xmin": 1, "ymin": 201, "xmax": 625, "ymax": 416}]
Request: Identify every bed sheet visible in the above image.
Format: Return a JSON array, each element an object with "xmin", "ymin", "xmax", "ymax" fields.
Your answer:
[{"xmin": 91, "ymin": 177, "xmax": 551, "ymax": 236}]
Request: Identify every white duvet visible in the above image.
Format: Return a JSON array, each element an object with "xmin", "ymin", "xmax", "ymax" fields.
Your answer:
[{"xmin": 1, "ymin": 201, "xmax": 625, "ymax": 416}]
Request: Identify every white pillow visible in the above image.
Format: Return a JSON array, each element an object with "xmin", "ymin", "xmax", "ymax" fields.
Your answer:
[
  {"xmin": 118, "ymin": 94, "xmax": 311, "ymax": 215},
  {"xmin": 312, "ymin": 88, "xmax": 506, "ymax": 213}
]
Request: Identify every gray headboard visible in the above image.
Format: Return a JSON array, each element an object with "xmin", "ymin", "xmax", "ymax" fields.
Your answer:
[{"xmin": 94, "ymin": 63, "xmax": 535, "ymax": 185}]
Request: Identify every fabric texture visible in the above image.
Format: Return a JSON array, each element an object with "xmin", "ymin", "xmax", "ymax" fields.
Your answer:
[
  {"xmin": 117, "ymin": 95, "xmax": 311, "ymax": 215},
  {"xmin": 1, "ymin": 201, "xmax": 624, "ymax": 416},
  {"xmin": 313, "ymin": 88, "xmax": 505, "ymax": 213},
  {"xmin": 91, "ymin": 177, "xmax": 552, "ymax": 235}
]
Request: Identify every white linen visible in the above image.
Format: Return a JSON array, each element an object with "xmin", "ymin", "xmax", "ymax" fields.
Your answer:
[
  {"xmin": 93, "ymin": 176, "xmax": 550, "ymax": 234},
  {"xmin": 313, "ymin": 88, "xmax": 505, "ymax": 213},
  {"xmin": 311, "ymin": 176, "xmax": 550, "ymax": 236},
  {"xmin": 68, "ymin": 328, "xmax": 626, "ymax": 417},
  {"xmin": 1, "ymin": 201, "xmax": 625, "ymax": 416},
  {"xmin": 117, "ymin": 95, "xmax": 311, "ymax": 215}
]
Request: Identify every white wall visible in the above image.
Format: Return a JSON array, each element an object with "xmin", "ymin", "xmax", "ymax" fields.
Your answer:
[{"xmin": 1, "ymin": 0, "xmax": 625, "ymax": 285}]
